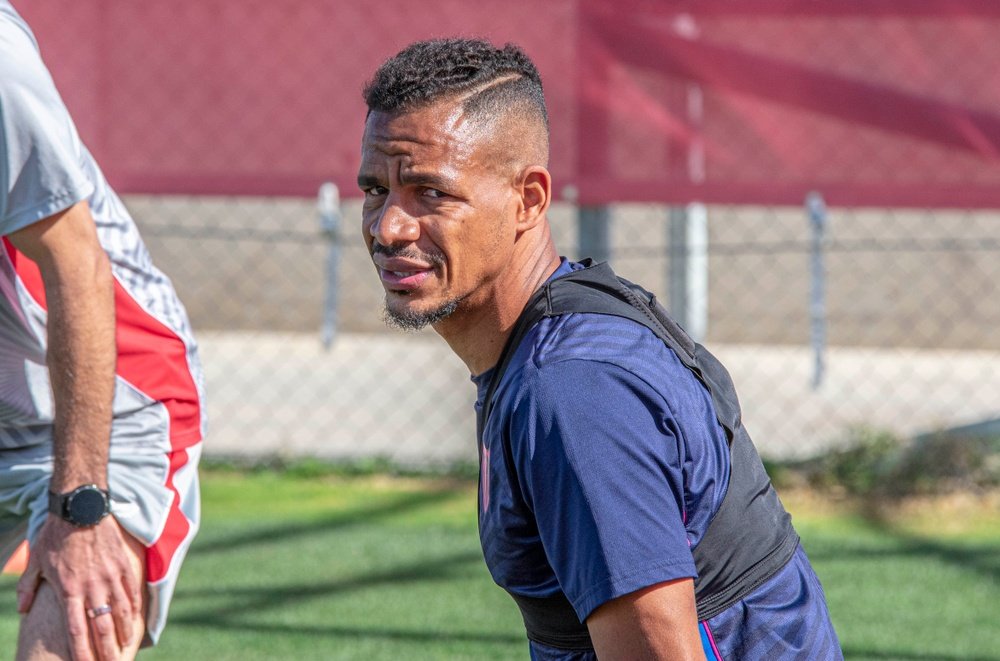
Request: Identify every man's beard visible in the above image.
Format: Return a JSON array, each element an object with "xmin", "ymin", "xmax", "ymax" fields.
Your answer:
[
  {"xmin": 383, "ymin": 295, "xmax": 461, "ymax": 331},
  {"xmin": 372, "ymin": 242, "xmax": 459, "ymax": 331}
]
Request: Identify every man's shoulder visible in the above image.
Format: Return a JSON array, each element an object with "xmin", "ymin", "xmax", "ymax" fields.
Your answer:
[
  {"xmin": 0, "ymin": 11, "xmax": 63, "ymax": 144},
  {"xmin": 493, "ymin": 310, "xmax": 701, "ymax": 416},
  {"xmin": 528, "ymin": 310, "xmax": 684, "ymax": 377},
  {"xmin": 0, "ymin": 9, "xmax": 44, "ymax": 91}
]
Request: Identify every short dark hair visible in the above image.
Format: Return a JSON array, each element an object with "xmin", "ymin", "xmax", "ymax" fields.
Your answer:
[{"xmin": 363, "ymin": 38, "xmax": 548, "ymax": 136}]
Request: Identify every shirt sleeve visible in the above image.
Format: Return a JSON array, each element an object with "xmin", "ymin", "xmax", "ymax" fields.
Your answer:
[
  {"xmin": 0, "ymin": 22, "xmax": 93, "ymax": 235},
  {"xmin": 508, "ymin": 356, "xmax": 699, "ymax": 622}
]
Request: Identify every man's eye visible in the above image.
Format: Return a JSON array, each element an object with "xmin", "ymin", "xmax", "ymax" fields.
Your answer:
[
  {"xmin": 422, "ymin": 188, "xmax": 446, "ymax": 199},
  {"xmin": 364, "ymin": 186, "xmax": 387, "ymax": 196}
]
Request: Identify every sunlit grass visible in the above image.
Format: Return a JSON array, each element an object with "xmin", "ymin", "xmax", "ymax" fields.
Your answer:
[{"xmin": 2, "ymin": 471, "xmax": 997, "ymax": 660}]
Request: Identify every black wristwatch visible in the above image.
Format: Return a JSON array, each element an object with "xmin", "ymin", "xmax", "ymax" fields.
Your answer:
[{"xmin": 48, "ymin": 484, "xmax": 111, "ymax": 527}]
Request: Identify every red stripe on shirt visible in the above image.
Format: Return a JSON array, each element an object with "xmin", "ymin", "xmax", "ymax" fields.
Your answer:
[
  {"xmin": 3, "ymin": 237, "xmax": 201, "ymax": 445},
  {"xmin": 3, "ymin": 237, "xmax": 201, "ymax": 582},
  {"xmin": 112, "ymin": 279, "xmax": 202, "ymax": 449},
  {"xmin": 3, "ymin": 237, "xmax": 46, "ymax": 304},
  {"xmin": 112, "ymin": 278, "xmax": 201, "ymax": 582},
  {"xmin": 145, "ymin": 448, "xmax": 192, "ymax": 582}
]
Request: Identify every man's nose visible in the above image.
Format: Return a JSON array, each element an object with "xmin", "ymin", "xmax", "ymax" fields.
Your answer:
[{"xmin": 369, "ymin": 199, "xmax": 420, "ymax": 246}]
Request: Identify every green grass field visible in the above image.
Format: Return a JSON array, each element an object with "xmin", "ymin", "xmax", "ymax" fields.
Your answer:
[{"xmin": 2, "ymin": 470, "xmax": 998, "ymax": 660}]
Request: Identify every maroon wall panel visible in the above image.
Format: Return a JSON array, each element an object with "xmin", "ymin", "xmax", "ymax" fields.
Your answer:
[{"xmin": 17, "ymin": 0, "xmax": 1000, "ymax": 207}]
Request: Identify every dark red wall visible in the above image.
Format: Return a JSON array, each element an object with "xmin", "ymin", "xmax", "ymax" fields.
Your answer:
[{"xmin": 18, "ymin": 0, "xmax": 1000, "ymax": 207}]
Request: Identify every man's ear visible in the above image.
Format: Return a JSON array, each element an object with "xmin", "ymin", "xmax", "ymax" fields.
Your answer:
[{"xmin": 516, "ymin": 166, "xmax": 552, "ymax": 233}]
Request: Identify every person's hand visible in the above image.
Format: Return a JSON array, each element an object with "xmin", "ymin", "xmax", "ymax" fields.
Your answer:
[{"xmin": 17, "ymin": 515, "xmax": 142, "ymax": 661}]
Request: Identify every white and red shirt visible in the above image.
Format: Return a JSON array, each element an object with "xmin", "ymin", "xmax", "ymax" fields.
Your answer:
[{"xmin": 0, "ymin": 1, "xmax": 205, "ymax": 451}]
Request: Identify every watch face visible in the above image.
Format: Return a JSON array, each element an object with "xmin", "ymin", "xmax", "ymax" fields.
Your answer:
[{"xmin": 67, "ymin": 487, "xmax": 109, "ymax": 526}]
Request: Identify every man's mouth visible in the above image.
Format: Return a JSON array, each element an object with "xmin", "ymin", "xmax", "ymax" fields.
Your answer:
[
  {"xmin": 377, "ymin": 264, "xmax": 434, "ymax": 291},
  {"xmin": 371, "ymin": 245, "xmax": 443, "ymax": 292}
]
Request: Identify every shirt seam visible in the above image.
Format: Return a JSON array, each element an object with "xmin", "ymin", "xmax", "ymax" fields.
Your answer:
[{"xmin": 3, "ymin": 181, "xmax": 93, "ymax": 234}]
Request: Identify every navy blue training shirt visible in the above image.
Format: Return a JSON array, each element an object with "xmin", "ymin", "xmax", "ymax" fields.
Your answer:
[{"xmin": 473, "ymin": 259, "xmax": 842, "ymax": 660}]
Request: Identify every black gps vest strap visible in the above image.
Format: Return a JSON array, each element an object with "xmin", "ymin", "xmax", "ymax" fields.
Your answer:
[{"xmin": 479, "ymin": 260, "xmax": 799, "ymax": 649}]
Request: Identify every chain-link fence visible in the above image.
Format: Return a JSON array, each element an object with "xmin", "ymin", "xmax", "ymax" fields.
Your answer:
[
  {"xmin": 126, "ymin": 196, "xmax": 1000, "ymax": 466},
  {"xmin": 17, "ymin": 0, "xmax": 1000, "ymax": 467}
]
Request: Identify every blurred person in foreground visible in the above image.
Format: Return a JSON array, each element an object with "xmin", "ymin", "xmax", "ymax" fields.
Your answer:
[
  {"xmin": 0, "ymin": 2, "xmax": 205, "ymax": 658},
  {"xmin": 359, "ymin": 38, "xmax": 842, "ymax": 660}
]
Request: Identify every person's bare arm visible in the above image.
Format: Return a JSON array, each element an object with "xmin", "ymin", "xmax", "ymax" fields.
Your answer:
[
  {"xmin": 586, "ymin": 578, "xmax": 706, "ymax": 661},
  {"xmin": 9, "ymin": 201, "xmax": 115, "ymax": 492},
  {"xmin": 9, "ymin": 201, "xmax": 141, "ymax": 659}
]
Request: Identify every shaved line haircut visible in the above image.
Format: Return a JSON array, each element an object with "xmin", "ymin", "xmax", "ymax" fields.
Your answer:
[{"xmin": 363, "ymin": 38, "xmax": 550, "ymax": 164}]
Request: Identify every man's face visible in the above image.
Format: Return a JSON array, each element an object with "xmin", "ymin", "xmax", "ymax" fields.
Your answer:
[{"xmin": 358, "ymin": 101, "xmax": 518, "ymax": 330}]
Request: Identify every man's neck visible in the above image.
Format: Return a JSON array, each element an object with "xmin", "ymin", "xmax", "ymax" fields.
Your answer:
[{"xmin": 435, "ymin": 241, "xmax": 560, "ymax": 376}]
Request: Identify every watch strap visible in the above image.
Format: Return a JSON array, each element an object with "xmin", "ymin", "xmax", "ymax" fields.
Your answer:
[
  {"xmin": 48, "ymin": 489, "xmax": 66, "ymax": 517},
  {"xmin": 48, "ymin": 485, "xmax": 111, "ymax": 526}
]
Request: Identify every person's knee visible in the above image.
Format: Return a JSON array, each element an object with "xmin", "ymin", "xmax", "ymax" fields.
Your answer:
[
  {"xmin": 115, "ymin": 527, "xmax": 149, "ymax": 656},
  {"xmin": 17, "ymin": 579, "xmax": 70, "ymax": 660},
  {"xmin": 122, "ymin": 531, "xmax": 149, "ymax": 648},
  {"xmin": 16, "ymin": 526, "xmax": 148, "ymax": 661}
]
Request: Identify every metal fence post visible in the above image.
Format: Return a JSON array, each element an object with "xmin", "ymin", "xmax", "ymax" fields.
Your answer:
[
  {"xmin": 668, "ymin": 206, "xmax": 689, "ymax": 327},
  {"xmin": 578, "ymin": 205, "xmax": 611, "ymax": 263},
  {"xmin": 666, "ymin": 82, "xmax": 710, "ymax": 343},
  {"xmin": 318, "ymin": 182, "xmax": 341, "ymax": 349},
  {"xmin": 667, "ymin": 202, "xmax": 709, "ymax": 342},
  {"xmin": 806, "ymin": 191, "xmax": 828, "ymax": 389}
]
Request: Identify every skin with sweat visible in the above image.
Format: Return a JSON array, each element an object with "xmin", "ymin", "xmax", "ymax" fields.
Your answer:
[{"xmin": 359, "ymin": 99, "xmax": 559, "ymax": 376}]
